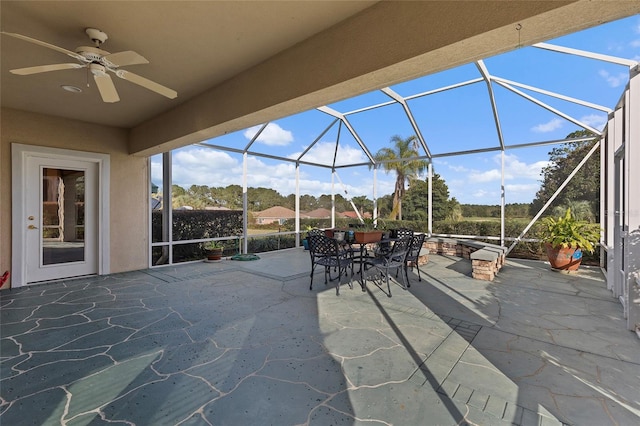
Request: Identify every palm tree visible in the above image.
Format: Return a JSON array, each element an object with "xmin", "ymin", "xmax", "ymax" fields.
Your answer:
[{"xmin": 373, "ymin": 135, "xmax": 428, "ymax": 220}]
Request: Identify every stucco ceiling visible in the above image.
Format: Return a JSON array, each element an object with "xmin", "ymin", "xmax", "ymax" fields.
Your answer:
[
  {"xmin": 1, "ymin": 1, "xmax": 376, "ymax": 128},
  {"xmin": 2, "ymin": 1, "xmax": 640, "ymax": 156}
]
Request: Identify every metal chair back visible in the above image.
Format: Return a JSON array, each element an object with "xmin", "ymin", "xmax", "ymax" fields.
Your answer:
[
  {"xmin": 365, "ymin": 235, "xmax": 412, "ymax": 297},
  {"xmin": 404, "ymin": 233, "xmax": 427, "ymax": 284},
  {"xmin": 308, "ymin": 234, "xmax": 353, "ymax": 295}
]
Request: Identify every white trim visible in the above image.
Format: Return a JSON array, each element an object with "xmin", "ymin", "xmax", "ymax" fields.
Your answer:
[{"xmin": 11, "ymin": 144, "xmax": 110, "ymax": 287}]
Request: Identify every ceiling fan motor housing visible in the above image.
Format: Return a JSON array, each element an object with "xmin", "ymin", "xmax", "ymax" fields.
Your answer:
[{"xmin": 85, "ymin": 28, "xmax": 107, "ymax": 46}]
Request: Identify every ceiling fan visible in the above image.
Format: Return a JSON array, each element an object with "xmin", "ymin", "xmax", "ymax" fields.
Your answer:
[{"xmin": 2, "ymin": 28, "xmax": 177, "ymax": 103}]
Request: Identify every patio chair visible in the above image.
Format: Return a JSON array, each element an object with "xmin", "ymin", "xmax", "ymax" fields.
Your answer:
[
  {"xmin": 364, "ymin": 235, "xmax": 412, "ymax": 297},
  {"xmin": 307, "ymin": 228, "xmax": 325, "ymax": 237},
  {"xmin": 400, "ymin": 233, "xmax": 426, "ymax": 286},
  {"xmin": 308, "ymin": 234, "xmax": 353, "ymax": 295},
  {"xmin": 393, "ymin": 228, "xmax": 414, "ymax": 239},
  {"xmin": 375, "ymin": 227, "xmax": 413, "ymax": 258}
]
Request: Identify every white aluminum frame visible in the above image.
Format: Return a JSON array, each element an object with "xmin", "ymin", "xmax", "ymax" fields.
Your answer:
[{"xmin": 153, "ymin": 46, "xmax": 640, "ymax": 336}]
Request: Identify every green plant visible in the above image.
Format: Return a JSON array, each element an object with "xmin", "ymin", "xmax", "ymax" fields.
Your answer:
[
  {"xmin": 354, "ymin": 217, "xmax": 379, "ymax": 231},
  {"xmin": 539, "ymin": 208, "xmax": 601, "ymax": 254},
  {"xmin": 204, "ymin": 240, "xmax": 224, "ymax": 250}
]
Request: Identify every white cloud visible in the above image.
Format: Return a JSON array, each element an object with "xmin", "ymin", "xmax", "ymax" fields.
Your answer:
[
  {"xmin": 503, "ymin": 154, "xmax": 549, "ymax": 180},
  {"xmin": 465, "ymin": 154, "xmax": 547, "ymax": 183},
  {"xmin": 580, "ymin": 114, "xmax": 607, "ymax": 131},
  {"xmin": 531, "ymin": 118, "xmax": 563, "ymax": 133},
  {"xmin": 291, "ymin": 141, "xmax": 368, "ymax": 165},
  {"xmin": 170, "ymin": 148, "xmax": 240, "ymax": 187},
  {"xmin": 473, "ymin": 189, "xmax": 489, "ymax": 198},
  {"xmin": 469, "ymin": 169, "xmax": 501, "ymax": 183},
  {"xmin": 630, "ymin": 39, "xmax": 640, "ymax": 48},
  {"xmin": 598, "ymin": 69, "xmax": 628, "ymax": 88},
  {"xmin": 157, "ymin": 146, "xmax": 380, "ymax": 199},
  {"xmin": 448, "ymin": 164, "xmax": 470, "ymax": 173},
  {"xmin": 505, "ymin": 183, "xmax": 540, "ymax": 193},
  {"xmin": 448, "ymin": 179, "xmax": 466, "ymax": 188},
  {"xmin": 244, "ymin": 123, "xmax": 293, "ymax": 146}
]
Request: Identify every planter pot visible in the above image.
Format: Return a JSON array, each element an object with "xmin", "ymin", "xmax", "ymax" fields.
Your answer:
[
  {"xmin": 354, "ymin": 230, "xmax": 383, "ymax": 244},
  {"xmin": 302, "ymin": 239, "xmax": 309, "ymax": 250},
  {"xmin": 544, "ymin": 243, "xmax": 583, "ymax": 272},
  {"xmin": 206, "ymin": 248, "xmax": 224, "ymax": 261}
]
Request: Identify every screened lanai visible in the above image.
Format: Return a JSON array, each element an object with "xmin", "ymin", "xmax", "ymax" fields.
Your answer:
[{"xmin": 151, "ymin": 17, "xmax": 639, "ymax": 333}]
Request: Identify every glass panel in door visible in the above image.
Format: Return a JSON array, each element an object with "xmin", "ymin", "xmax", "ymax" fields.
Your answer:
[{"xmin": 41, "ymin": 168, "xmax": 85, "ymax": 265}]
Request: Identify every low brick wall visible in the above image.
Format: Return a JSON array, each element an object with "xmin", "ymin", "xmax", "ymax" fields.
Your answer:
[
  {"xmin": 407, "ymin": 250, "xmax": 429, "ymax": 267},
  {"xmin": 472, "ymin": 259, "xmax": 498, "ymax": 281},
  {"xmin": 425, "ymin": 238, "xmax": 505, "ymax": 281}
]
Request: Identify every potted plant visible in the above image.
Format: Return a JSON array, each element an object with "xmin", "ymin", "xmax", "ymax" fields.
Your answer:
[
  {"xmin": 301, "ymin": 225, "xmax": 313, "ymax": 250},
  {"xmin": 352, "ymin": 219, "xmax": 383, "ymax": 244},
  {"xmin": 539, "ymin": 208, "xmax": 601, "ymax": 272},
  {"xmin": 204, "ymin": 240, "xmax": 224, "ymax": 261}
]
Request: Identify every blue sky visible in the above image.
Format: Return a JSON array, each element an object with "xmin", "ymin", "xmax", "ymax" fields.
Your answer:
[{"xmin": 152, "ymin": 14, "xmax": 640, "ymax": 206}]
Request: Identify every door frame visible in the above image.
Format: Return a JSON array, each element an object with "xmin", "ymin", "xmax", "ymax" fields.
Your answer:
[{"xmin": 11, "ymin": 143, "xmax": 110, "ymax": 287}]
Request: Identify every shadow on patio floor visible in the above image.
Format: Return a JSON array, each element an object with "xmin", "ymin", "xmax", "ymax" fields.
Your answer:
[{"xmin": 1, "ymin": 249, "xmax": 638, "ymax": 425}]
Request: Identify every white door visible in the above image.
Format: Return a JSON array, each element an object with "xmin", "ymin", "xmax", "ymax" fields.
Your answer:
[{"xmin": 24, "ymin": 156, "xmax": 98, "ymax": 283}]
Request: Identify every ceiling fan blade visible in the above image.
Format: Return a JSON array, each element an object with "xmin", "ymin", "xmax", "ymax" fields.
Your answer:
[
  {"xmin": 93, "ymin": 73, "xmax": 120, "ymax": 103},
  {"xmin": 1, "ymin": 31, "xmax": 89, "ymax": 63},
  {"xmin": 103, "ymin": 51, "xmax": 149, "ymax": 67},
  {"xmin": 115, "ymin": 69, "xmax": 177, "ymax": 99},
  {"xmin": 10, "ymin": 63, "xmax": 84, "ymax": 75}
]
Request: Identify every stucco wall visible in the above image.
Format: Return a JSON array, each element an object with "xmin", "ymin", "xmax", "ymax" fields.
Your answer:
[{"xmin": 0, "ymin": 108, "xmax": 149, "ymax": 289}]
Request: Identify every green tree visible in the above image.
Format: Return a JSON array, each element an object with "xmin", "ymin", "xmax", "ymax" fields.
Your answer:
[
  {"xmin": 447, "ymin": 197, "xmax": 462, "ymax": 221},
  {"xmin": 351, "ymin": 195, "xmax": 374, "ymax": 218},
  {"xmin": 222, "ymin": 185, "xmax": 243, "ymax": 210},
  {"xmin": 505, "ymin": 203, "xmax": 531, "ymax": 218},
  {"xmin": 431, "ymin": 173, "xmax": 452, "ymax": 221},
  {"xmin": 172, "ymin": 184, "xmax": 186, "ymax": 197},
  {"xmin": 400, "ymin": 173, "xmax": 456, "ymax": 221},
  {"xmin": 530, "ymin": 130, "xmax": 600, "ymax": 221},
  {"xmin": 316, "ymin": 194, "xmax": 351, "ymax": 212},
  {"xmin": 551, "ymin": 200, "xmax": 595, "ymax": 222},
  {"xmin": 248, "ymin": 187, "xmax": 285, "ymax": 210},
  {"xmin": 299, "ymin": 194, "xmax": 318, "ymax": 211},
  {"xmin": 403, "ymin": 179, "xmax": 429, "ymax": 221},
  {"xmin": 372, "ymin": 135, "xmax": 428, "ymax": 220}
]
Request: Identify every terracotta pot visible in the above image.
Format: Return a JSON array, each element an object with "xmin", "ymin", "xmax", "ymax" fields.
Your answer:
[
  {"xmin": 544, "ymin": 243, "xmax": 583, "ymax": 271},
  {"xmin": 354, "ymin": 231, "xmax": 383, "ymax": 244},
  {"xmin": 206, "ymin": 248, "xmax": 223, "ymax": 261}
]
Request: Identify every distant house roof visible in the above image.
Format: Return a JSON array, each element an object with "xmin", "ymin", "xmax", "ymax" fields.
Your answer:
[
  {"xmin": 341, "ymin": 211, "xmax": 372, "ymax": 219},
  {"xmin": 305, "ymin": 208, "xmax": 333, "ymax": 218},
  {"xmin": 255, "ymin": 206, "xmax": 298, "ymax": 219}
]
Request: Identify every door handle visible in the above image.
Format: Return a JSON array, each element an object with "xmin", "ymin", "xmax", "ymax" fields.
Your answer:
[{"xmin": 28, "ymin": 224, "xmax": 38, "ymax": 230}]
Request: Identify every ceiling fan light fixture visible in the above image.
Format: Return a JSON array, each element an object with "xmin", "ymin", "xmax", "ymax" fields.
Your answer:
[{"xmin": 61, "ymin": 85, "xmax": 82, "ymax": 93}]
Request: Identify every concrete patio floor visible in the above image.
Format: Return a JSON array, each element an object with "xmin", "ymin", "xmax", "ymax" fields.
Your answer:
[{"xmin": 1, "ymin": 249, "xmax": 638, "ymax": 425}]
